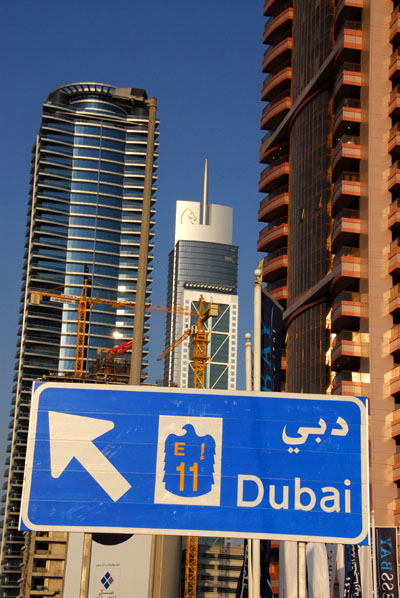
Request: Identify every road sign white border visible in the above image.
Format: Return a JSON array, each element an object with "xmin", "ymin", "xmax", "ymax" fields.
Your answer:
[{"xmin": 20, "ymin": 382, "xmax": 369, "ymax": 544}]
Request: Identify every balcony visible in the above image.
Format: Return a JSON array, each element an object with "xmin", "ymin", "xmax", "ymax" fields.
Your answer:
[
  {"xmin": 261, "ymin": 66, "xmax": 292, "ymax": 102},
  {"xmin": 389, "ymin": 85, "xmax": 400, "ymax": 119},
  {"xmin": 3, "ymin": 550, "xmax": 22, "ymax": 559},
  {"xmin": 260, "ymin": 130, "xmax": 273, "ymax": 155},
  {"xmin": 332, "ymin": 135, "xmax": 361, "ymax": 177},
  {"xmin": 390, "ymin": 365, "xmax": 400, "ymax": 399},
  {"xmin": 30, "ymin": 586, "xmax": 57, "ymax": 596},
  {"xmin": 258, "ymin": 188, "xmax": 289, "ymax": 222},
  {"xmin": 390, "ymin": 323, "xmax": 400, "ymax": 360},
  {"xmin": 32, "ymin": 566, "xmax": 64, "ymax": 578},
  {"xmin": 392, "ymin": 407, "xmax": 400, "ymax": 439},
  {"xmin": 261, "ymin": 94, "xmax": 292, "ymax": 130},
  {"xmin": 263, "ymin": 4, "xmax": 293, "ymax": 45},
  {"xmin": 389, "ymin": 238, "xmax": 400, "ymax": 276},
  {"xmin": 389, "ymin": 124, "xmax": 400, "ymax": 159},
  {"xmin": 332, "ymin": 98, "xmax": 361, "ymax": 138},
  {"xmin": 257, "ymin": 218, "xmax": 288, "ymax": 252},
  {"xmin": 5, "ymin": 535, "xmax": 24, "ymax": 544},
  {"xmin": 33, "ymin": 548, "xmax": 65, "ymax": 559},
  {"xmin": 390, "ymin": 6, "xmax": 400, "ymax": 45},
  {"xmin": 262, "ymin": 37, "xmax": 292, "ymax": 73},
  {"xmin": 331, "ymin": 246, "xmax": 361, "ymax": 292},
  {"xmin": 390, "ymin": 283, "xmax": 400, "ymax": 317},
  {"xmin": 333, "ymin": 63, "xmax": 362, "ymax": 105},
  {"xmin": 259, "ymin": 159, "xmax": 290, "ymax": 194},
  {"xmin": 392, "ymin": 452, "xmax": 400, "ymax": 482},
  {"xmin": 388, "ymin": 161, "xmax": 400, "ymax": 193},
  {"xmin": 334, "ymin": 0, "xmax": 363, "ymax": 35},
  {"xmin": 389, "ymin": 199, "xmax": 400, "ymax": 234},
  {"xmin": 266, "ymin": 279, "xmax": 288, "ymax": 307},
  {"xmin": 262, "ymin": 248, "xmax": 288, "ymax": 282},
  {"xmin": 2, "ymin": 565, "xmax": 21, "ymax": 577},
  {"xmin": 331, "ymin": 291, "xmax": 361, "ymax": 332},
  {"xmin": 331, "ymin": 330, "xmax": 366, "ymax": 371},
  {"xmin": 331, "ymin": 209, "xmax": 360, "ymax": 253},
  {"xmin": 331, "ymin": 172, "xmax": 360, "ymax": 216},
  {"xmin": 0, "ymin": 579, "xmax": 20, "ymax": 589},
  {"xmin": 334, "ymin": 21, "xmax": 362, "ymax": 63},
  {"xmin": 35, "ymin": 531, "xmax": 67, "ymax": 541},
  {"xmin": 332, "ymin": 369, "xmax": 366, "ymax": 396},
  {"xmin": 390, "ymin": 48, "xmax": 400, "ymax": 85},
  {"xmin": 8, "ymin": 491, "xmax": 22, "ymax": 501},
  {"xmin": 263, "ymin": 0, "xmax": 284, "ymax": 17}
]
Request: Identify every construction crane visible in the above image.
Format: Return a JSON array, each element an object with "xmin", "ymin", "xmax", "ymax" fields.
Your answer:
[
  {"xmin": 156, "ymin": 295, "xmax": 218, "ymax": 388},
  {"xmin": 30, "ymin": 278, "xmax": 192, "ymax": 377},
  {"xmin": 92, "ymin": 340, "xmax": 136, "ymax": 381},
  {"xmin": 157, "ymin": 295, "xmax": 219, "ymax": 598}
]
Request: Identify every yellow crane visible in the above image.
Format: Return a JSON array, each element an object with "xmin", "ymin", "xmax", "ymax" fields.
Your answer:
[
  {"xmin": 31, "ymin": 278, "xmax": 193, "ymax": 377},
  {"xmin": 156, "ymin": 296, "xmax": 218, "ymax": 388},
  {"xmin": 157, "ymin": 295, "xmax": 219, "ymax": 598}
]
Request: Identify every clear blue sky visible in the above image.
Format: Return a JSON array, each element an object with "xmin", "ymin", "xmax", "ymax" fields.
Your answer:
[{"xmin": 0, "ymin": 1, "xmax": 263, "ymax": 462}]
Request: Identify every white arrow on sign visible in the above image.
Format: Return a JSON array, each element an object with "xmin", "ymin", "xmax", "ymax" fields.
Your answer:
[{"xmin": 48, "ymin": 411, "xmax": 131, "ymax": 502}]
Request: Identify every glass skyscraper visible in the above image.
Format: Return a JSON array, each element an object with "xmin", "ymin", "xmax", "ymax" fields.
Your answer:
[{"xmin": 0, "ymin": 82, "xmax": 159, "ymax": 596}]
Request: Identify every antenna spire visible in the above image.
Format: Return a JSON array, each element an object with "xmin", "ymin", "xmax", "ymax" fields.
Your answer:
[{"xmin": 202, "ymin": 158, "xmax": 208, "ymax": 225}]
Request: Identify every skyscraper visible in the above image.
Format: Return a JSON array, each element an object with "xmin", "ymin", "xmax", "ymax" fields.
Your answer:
[
  {"xmin": 163, "ymin": 162, "xmax": 239, "ymax": 390},
  {"xmin": 0, "ymin": 82, "xmax": 159, "ymax": 596},
  {"xmin": 258, "ymin": 0, "xmax": 397, "ymax": 529}
]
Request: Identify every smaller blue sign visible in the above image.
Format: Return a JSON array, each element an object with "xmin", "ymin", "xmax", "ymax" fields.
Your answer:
[{"xmin": 163, "ymin": 424, "xmax": 216, "ymax": 497}]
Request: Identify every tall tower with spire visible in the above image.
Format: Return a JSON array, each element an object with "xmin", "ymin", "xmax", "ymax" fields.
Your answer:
[{"xmin": 163, "ymin": 160, "xmax": 239, "ymax": 388}]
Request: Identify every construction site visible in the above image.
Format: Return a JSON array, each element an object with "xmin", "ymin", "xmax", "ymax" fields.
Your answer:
[{"xmin": 18, "ymin": 281, "xmax": 242, "ymax": 598}]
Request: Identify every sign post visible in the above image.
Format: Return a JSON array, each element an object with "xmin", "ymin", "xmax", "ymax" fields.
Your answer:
[{"xmin": 21, "ymin": 383, "xmax": 368, "ymax": 544}]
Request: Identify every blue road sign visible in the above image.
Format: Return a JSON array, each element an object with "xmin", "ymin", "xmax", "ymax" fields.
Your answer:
[{"xmin": 20, "ymin": 383, "xmax": 369, "ymax": 544}]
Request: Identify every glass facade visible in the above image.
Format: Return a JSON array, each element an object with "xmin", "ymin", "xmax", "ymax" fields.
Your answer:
[
  {"xmin": 286, "ymin": 1, "xmax": 333, "ymax": 393},
  {"xmin": 0, "ymin": 83, "xmax": 158, "ymax": 595},
  {"xmin": 164, "ymin": 239, "xmax": 238, "ymax": 388},
  {"xmin": 260, "ymin": 0, "xmax": 334, "ymax": 395},
  {"xmin": 287, "ymin": 90, "xmax": 332, "ymax": 392},
  {"xmin": 292, "ymin": 0, "xmax": 333, "ymax": 97}
]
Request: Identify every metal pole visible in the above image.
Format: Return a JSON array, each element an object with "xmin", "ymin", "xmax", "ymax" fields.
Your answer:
[
  {"xmin": 298, "ymin": 542, "xmax": 307, "ymax": 598},
  {"xmin": 244, "ymin": 332, "xmax": 253, "ymax": 598},
  {"xmin": 252, "ymin": 269, "xmax": 262, "ymax": 598},
  {"xmin": 245, "ymin": 333, "xmax": 252, "ymax": 391},
  {"xmin": 248, "ymin": 537, "xmax": 253, "ymax": 598},
  {"xmin": 129, "ymin": 97, "xmax": 157, "ymax": 385},
  {"xmin": 79, "ymin": 533, "xmax": 92, "ymax": 598},
  {"xmin": 253, "ymin": 268, "xmax": 262, "ymax": 393},
  {"xmin": 371, "ymin": 510, "xmax": 377, "ymax": 598}
]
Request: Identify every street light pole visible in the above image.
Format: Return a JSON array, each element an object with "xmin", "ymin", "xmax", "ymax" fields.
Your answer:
[
  {"xmin": 244, "ymin": 332, "xmax": 253, "ymax": 598},
  {"xmin": 252, "ymin": 268, "xmax": 262, "ymax": 598}
]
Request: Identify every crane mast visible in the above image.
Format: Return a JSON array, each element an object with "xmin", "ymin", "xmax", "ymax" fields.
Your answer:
[
  {"xmin": 75, "ymin": 278, "xmax": 88, "ymax": 376},
  {"xmin": 157, "ymin": 296, "xmax": 219, "ymax": 598}
]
